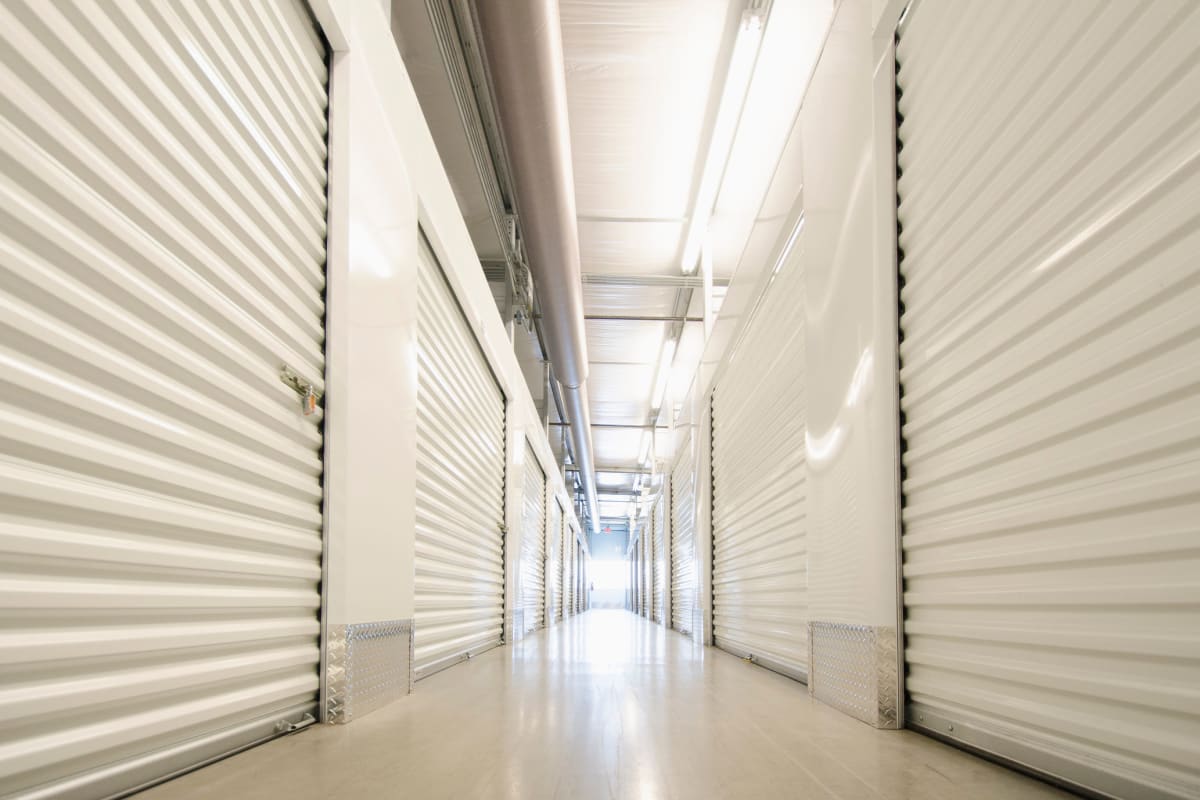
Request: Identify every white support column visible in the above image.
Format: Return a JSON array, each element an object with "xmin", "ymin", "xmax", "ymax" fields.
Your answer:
[
  {"xmin": 800, "ymin": 0, "xmax": 902, "ymax": 729},
  {"xmin": 321, "ymin": 0, "xmax": 421, "ymax": 722}
]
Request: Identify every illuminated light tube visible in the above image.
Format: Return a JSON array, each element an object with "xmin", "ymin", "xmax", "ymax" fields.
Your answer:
[
  {"xmin": 680, "ymin": 10, "xmax": 764, "ymax": 275},
  {"xmin": 649, "ymin": 337, "xmax": 679, "ymax": 412}
]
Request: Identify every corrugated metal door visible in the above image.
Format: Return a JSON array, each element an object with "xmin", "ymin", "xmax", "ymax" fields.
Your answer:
[
  {"xmin": 576, "ymin": 527, "xmax": 583, "ymax": 613},
  {"xmin": 566, "ymin": 525, "xmax": 576, "ymax": 618},
  {"xmin": 549, "ymin": 496, "xmax": 564, "ymax": 623},
  {"xmin": 671, "ymin": 438, "xmax": 697, "ymax": 634},
  {"xmin": 518, "ymin": 443, "xmax": 546, "ymax": 635},
  {"xmin": 634, "ymin": 532, "xmax": 643, "ymax": 616},
  {"xmin": 414, "ymin": 238, "xmax": 506, "ymax": 679},
  {"xmin": 897, "ymin": 3, "xmax": 1200, "ymax": 796},
  {"xmin": 652, "ymin": 496, "xmax": 666, "ymax": 624},
  {"xmin": 710, "ymin": 237, "xmax": 808, "ymax": 681},
  {"xmin": 633, "ymin": 542, "xmax": 643, "ymax": 618},
  {"xmin": 576, "ymin": 526, "xmax": 584, "ymax": 612},
  {"xmin": 550, "ymin": 497, "xmax": 564, "ymax": 623},
  {"xmin": 641, "ymin": 522, "xmax": 651, "ymax": 618},
  {"xmin": 638, "ymin": 540, "xmax": 645, "ymax": 617},
  {"xmin": 633, "ymin": 551, "xmax": 643, "ymax": 614},
  {"xmin": 0, "ymin": 1, "xmax": 328, "ymax": 796}
]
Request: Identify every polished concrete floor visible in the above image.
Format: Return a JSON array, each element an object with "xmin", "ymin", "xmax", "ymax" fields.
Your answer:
[{"xmin": 141, "ymin": 611, "xmax": 1069, "ymax": 800}]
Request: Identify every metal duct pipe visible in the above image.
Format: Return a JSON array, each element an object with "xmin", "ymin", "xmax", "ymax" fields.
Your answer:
[{"xmin": 474, "ymin": 0, "xmax": 600, "ymax": 532}]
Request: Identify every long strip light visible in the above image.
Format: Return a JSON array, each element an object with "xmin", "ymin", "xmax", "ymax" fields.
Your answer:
[
  {"xmin": 680, "ymin": 9, "xmax": 765, "ymax": 274},
  {"xmin": 649, "ymin": 337, "xmax": 679, "ymax": 412}
]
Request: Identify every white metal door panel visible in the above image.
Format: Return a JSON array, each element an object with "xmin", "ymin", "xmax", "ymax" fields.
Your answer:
[
  {"xmin": 641, "ymin": 521, "xmax": 651, "ymax": 619},
  {"xmin": 563, "ymin": 523, "xmax": 572, "ymax": 618},
  {"xmin": 582, "ymin": 550, "xmax": 588, "ymax": 611},
  {"xmin": 639, "ymin": 540, "xmax": 646, "ymax": 617},
  {"xmin": 576, "ymin": 528, "xmax": 583, "ymax": 613},
  {"xmin": 897, "ymin": 3, "xmax": 1200, "ymax": 797},
  {"xmin": 633, "ymin": 551, "xmax": 643, "ymax": 614},
  {"xmin": 652, "ymin": 496, "xmax": 666, "ymax": 624},
  {"xmin": 633, "ymin": 542, "xmax": 643, "ymax": 618},
  {"xmin": 566, "ymin": 525, "xmax": 576, "ymax": 618},
  {"xmin": 671, "ymin": 438, "xmax": 697, "ymax": 634},
  {"xmin": 518, "ymin": 444, "xmax": 546, "ymax": 635},
  {"xmin": 649, "ymin": 502, "xmax": 658, "ymax": 622},
  {"xmin": 414, "ymin": 239, "xmax": 506, "ymax": 679},
  {"xmin": 710, "ymin": 239, "xmax": 808, "ymax": 681},
  {"xmin": 564, "ymin": 526, "xmax": 575, "ymax": 617},
  {"xmin": 551, "ymin": 498, "xmax": 564, "ymax": 622},
  {"xmin": 0, "ymin": 1, "xmax": 328, "ymax": 796},
  {"xmin": 576, "ymin": 526, "xmax": 584, "ymax": 613}
]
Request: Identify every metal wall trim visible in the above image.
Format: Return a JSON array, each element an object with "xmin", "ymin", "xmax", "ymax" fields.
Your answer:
[
  {"xmin": 808, "ymin": 622, "xmax": 898, "ymax": 729},
  {"xmin": 326, "ymin": 619, "xmax": 413, "ymax": 723},
  {"xmin": 907, "ymin": 704, "xmax": 1163, "ymax": 800},
  {"xmin": 414, "ymin": 640, "xmax": 503, "ymax": 683},
  {"xmin": 18, "ymin": 704, "xmax": 317, "ymax": 800},
  {"xmin": 713, "ymin": 641, "xmax": 809, "ymax": 686}
]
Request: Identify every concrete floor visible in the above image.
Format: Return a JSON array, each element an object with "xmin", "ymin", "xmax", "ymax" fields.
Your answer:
[{"xmin": 140, "ymin": 611, "xmax": 1070, "ymax": 800}]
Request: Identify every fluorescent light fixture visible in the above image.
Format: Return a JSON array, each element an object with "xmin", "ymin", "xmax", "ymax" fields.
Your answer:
[
  {"xmin": 649, "ymin": 337, "xmax": 679, "ymax": 412},
  {"xmin": 680, "ymin": 9, "xmax": 764, "ymax": 275},
  {"xmin": 637, "ymin": 430, "xmax": 651, "ymax": 466}
]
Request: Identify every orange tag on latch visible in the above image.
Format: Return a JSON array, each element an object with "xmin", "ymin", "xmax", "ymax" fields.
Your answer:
[{"xmin": 303, "ymin": 388, "xmax": 317, "ymax": 416}]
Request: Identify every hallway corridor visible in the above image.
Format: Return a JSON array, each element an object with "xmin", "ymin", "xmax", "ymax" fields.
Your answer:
[{"xmin": 140, "ymin": 612, "xmax": 1067, "ymax": 800}]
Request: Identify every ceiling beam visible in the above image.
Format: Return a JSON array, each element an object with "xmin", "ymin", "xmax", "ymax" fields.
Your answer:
[
  {"xmin": 567, "ymin": 464, "xmax": 653, "ymax": 476},
  {"xmin": 581, "ymin": 273, "xmax": 730, "ymax": 289},
  {"xmin": 584, "ymin": 314, "xmax": 703, "ymax": 323},
  {"xmin": 548, "ymin": 422, "xmax": 668, "ymax": 431}
]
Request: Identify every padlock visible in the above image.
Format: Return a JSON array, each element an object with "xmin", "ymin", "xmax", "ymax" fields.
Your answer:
[{"xmin": 303, "ymin": 386, "xmax": 317, "ymax": 416}]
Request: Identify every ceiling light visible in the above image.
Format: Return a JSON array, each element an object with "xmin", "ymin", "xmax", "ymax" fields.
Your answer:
[
  {"xmin": 637, "ymin": 430, "xmax": 651, "ymax": 466},
  {"xmin": 650, "ymin": 337, "xmax": 679, "ymax": 412},
  {"xmin": 680, "ymin": 9, "xmax": 764, "ymax": 275}
]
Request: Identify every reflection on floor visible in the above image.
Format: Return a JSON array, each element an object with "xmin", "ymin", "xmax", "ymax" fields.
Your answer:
[{"xmin": 139, "ymin": 610, "xmax": 1069, "ymax": 799}]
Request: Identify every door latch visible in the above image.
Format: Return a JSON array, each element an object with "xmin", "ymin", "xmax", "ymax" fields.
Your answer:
[{"xmin": 280, "ymin": 364, "xmax": 321, "ymax": 416}]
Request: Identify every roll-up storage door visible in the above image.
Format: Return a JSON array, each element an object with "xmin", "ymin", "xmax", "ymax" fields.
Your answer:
[
  {"xmin": 573, "ymin": 537, "xmax": 581, "ymax": 615},
  {"xmin": 635, "ymin": 532, "xmax": 644, "ymax": 616},
  {"xmin": 565, "ymin": 526, "xmax": 576, "ymax": 616},
  {"xmin": 638, "ymin": 540, "xmax": 645, "ymax": 617},
  {"xmin": 0, "ymin": 0, "xmax": 329, "ymax": 795},
  {"xmin": 414, "ymin": 237, "xmax": 506, "ymax": 679},
  {"xmin": 633, "ymin": 551, "xmax": 643, "ymax": 614},
  {"xmin": 518, "ymin": 443, "xmax": 546, "ymax": 635},
  {"xmin": 550, "ymin": 498, "xmax": 564, "ymax": 623},
  {"xmin": 710, "ymin": 238, "xmax": 808, "ymax": 681},
  {"xmin": 633, "ymin": 542, "xmax": 643, "ymax": 618},
  {"xmin": 897, "ymin": 3, "xmax": 1200, "ymax": 796},
  {"xmin": 671, "ymin": 438, "xmax": 697, "ymax": 634},
  {"xmin": 648, "ymin": 502, "xmax": 658, "ymax": 622},
  {"xmin": 652, "ymin": 496, "xmax": 666, "ymax": 624},
  {"xmin": 642, "ymin": 523, "xmax": 651, "ymax": 619},
  {"xmin": 549, "ymin": 501, "xmax": 564, "ymax": 618},
  {"xmin": 576, "ymin": 528, "xmax": 584, "ymax": 612},
  {"xmin": 575, "ymin": 526, "xmax": 583, "ymax": 613},
  {"xmin": 572, "ymin": 533, "xmax": 579, "ymax": 615}
]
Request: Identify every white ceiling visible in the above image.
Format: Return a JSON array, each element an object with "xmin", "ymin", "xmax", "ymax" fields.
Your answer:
[
  {"xmin": 558, "ymin": 0, "xmax": 737, "ymax": 519},
  {"xmin": 396, "ymin": 0, "xmax": 825, "ymax": 522}
]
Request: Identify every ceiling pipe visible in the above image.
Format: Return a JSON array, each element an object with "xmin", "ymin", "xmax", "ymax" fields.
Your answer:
[{"xmin": 473, "ymin": 0, "xmax": 600, "ymax": 533}]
